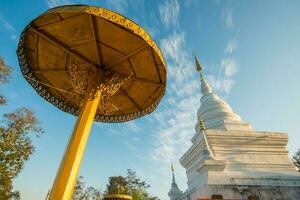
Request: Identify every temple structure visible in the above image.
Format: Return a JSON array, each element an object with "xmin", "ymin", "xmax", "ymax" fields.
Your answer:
[{"xmin": 169, "ymin": 58, "xmax": 300, "ymax": 200}]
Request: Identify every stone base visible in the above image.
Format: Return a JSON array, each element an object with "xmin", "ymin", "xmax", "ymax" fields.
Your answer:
[{"xmin": 180, "ymin": 184, "xmax": 300, "ymax": 200}]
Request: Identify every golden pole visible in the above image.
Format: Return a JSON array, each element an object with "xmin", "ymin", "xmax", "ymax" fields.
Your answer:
[{"xmin": 49, "ymin": 80, "xmax": 102, "ymax": 200}]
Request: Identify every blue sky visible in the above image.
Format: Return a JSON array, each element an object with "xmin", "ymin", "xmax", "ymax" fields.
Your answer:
[{"xmin": 1, "ymin": 0, "xmax": 300, "ymax": 199}]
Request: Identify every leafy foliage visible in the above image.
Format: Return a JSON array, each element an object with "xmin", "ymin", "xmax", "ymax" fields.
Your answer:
[
  {"xmin": 292, "ymin": 149, "xmax": 300, "ymax": 172},
  {"xmin": 0, "ymin": 56, "xmax": 43, "ymax": 199},
  {"xmin": 0, "ymin": 57, "xmax": 11, "ymax": 85},
  {"xmin": 0, "ymin": 95, "xmax": 7, "ymax": 105},
  {"xmin": 139, "ymin": 191, "xmax": 159, "ymax": 200},
  {"xmin": 106, "ymin": 176, "xmax": 129, "ymax": 195},
  {"xmin": 72, "ymin": 176, "xmax": 101, "ymax": 200},
  {"xmin": 104, "ymin": 169, "xmax": 158, "ymax": 200},
  {"xmin": 0, "ymin": 108, "xmax": 43, "ymax": 199},
  {"xmin": 0, "ymin": 57, "xmax": 11, "ymax": 105}
]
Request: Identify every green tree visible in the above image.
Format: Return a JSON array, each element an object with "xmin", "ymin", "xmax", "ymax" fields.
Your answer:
[
  {"xmin": 72, "ymin": 176, "xmax": 101, "ymax": 200},
  {"xmin": 140, "ymin": 191, "xmax": 159, "ymax": 200},
  {"xmin": 125, "ymin": 169, "xmax": 152, "ymax": 200},
  {"xmin": 72, "ymin": 176, "xmax": 86, "ymax": 200},
  {"xmin": 0, "ymin": 57, "xmax": 43, "ymax": 199},
  {"xmin": 292, "ymin": 149, "xmax": 300, "ymax": 172},
  {"xmin": 104, "ymin": 169, "xmax": 159, "ymax": 200},
  {"xmin": 105, "ymin": 176, "xmax": 129, "ymax": 195},
  {"xmin": 84, "ymin": 187, "xmax": 102, "ymax": 200},
  {"xmin": 0, "ymin": 57, "xmax": 11, "ymax": 105}
]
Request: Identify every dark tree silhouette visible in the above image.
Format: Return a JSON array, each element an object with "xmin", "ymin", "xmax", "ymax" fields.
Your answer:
[{"xmin": 292, "ymin": 149, "xmax": 300, "ymax": 172}]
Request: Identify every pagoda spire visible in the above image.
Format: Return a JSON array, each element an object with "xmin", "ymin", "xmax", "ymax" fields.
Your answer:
[
  {"xmin": 171, "ymin": 161, "xmax": 176, "ymax": 183},
  {"xmin": 194, "ymin": 56, "xmax": 253, "ymax": 131},
  {"xmin": 168, "ymin": 161, "xmax": 183, "ymax": 200},
  {"xmin": 194, "ymin": 56, "xmax": 213, "ymax": 94},
  {"xmin": 195, "ymin": 56, "xmax": 204, "ymax": 81}
]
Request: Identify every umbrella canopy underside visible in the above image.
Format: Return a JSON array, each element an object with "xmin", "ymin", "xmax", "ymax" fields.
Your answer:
[{"xmin": 17, "ymin": 5, "xmax": 166, "ymax": 123}]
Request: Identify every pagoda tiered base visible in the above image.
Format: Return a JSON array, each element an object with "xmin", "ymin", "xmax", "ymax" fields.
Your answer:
[{"xmin": 179, "ymin": 130, "xmax": 300, "ymax": 200}]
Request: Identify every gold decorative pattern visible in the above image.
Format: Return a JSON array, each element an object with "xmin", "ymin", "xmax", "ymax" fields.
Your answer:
[
  {"xmin": 98, "ymin": 73, "xmax": 132, "ymax": 115},
  {"xmin": 67, "ymin": 61, "xmax": 95, "ymax": 94}
]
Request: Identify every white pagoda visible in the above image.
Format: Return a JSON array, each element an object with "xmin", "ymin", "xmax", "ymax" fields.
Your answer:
[{"xmin": 169, "ymin": 58, "xmax": 300, "ymax": 200}]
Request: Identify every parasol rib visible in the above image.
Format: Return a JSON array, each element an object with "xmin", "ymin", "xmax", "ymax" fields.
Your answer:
[
  {"xmin": 63, "ymin": 91, "xmax": 81, "ymax": 105},
  {"xmin": 127, "ymin": 58, "xmax": 137, "ymax": 77},
  {"xmin": 24, "ymin": 74, "xmax": 78, "ymax": 95},
  {"xmin": 30, "ymin": 27, "xmax": 100, "ymax": 68},
  {"xmin": 106, "ymin": 44, "xmax": 148, "ymax": 68},
  {"xmin": 89, "ymin": 14, "xmax": 103, "ymax": 67},
  {"xmin": 37, "ymin": 13, "xmax": 85, "ymax": 30},
  {"xmin": 39, "ymin": 73, "xmax": 66, "ymax": 99},
  {"xmin": 33, "ymin": 69, "xmax": 68, "ymax": 74},
  {"xmin": 141, "ymin": 85, "xmax": 162, "ymax": 108},
  {"xmin": 35, "ymin": 34, "xmax": 38, "ymax": 69},
  {"xmin": 151, "ymin": 48, "xmax": 162, "ymax": 83},
  {"xmin": 132, "ymin": 77, "xmax": 163, "ymax": 86},
  {"xmin": 120, "ymin": 88, "xmax": 142, "ymax": 111},
  {"xmin": 99, "ymin": 42, "xmax": 136, "ymax": 76},
  {"xmin": 97, "ymin": 41, "xmax": 125, "ymax": 56},
  {"xmin": 56, "ymin": 13, "xmax": 63, "ymax": 20}
]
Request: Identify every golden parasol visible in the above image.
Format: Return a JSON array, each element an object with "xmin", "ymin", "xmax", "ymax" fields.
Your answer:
[{"xmin": 17, "ymin": 5, "xmax": 166, "ymax": 199}]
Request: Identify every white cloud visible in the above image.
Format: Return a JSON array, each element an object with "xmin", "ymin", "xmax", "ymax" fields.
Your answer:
[
  {"xmin": 11, "ymin": 34, "xmax": 17, "ymax": 41},
  {"xmin": 206, "ymin": 75, "xmax": 234, "ymax": 94},
  {"xmin": 161, "ymin": 32, "xmax": 185, "ymax": 65},
  {"xmin": 160, "ymin": 32, "xmax": 195, "ymax": 91},
  {"xmin": 224, "ymin": 9, "xmax": 235, "ymax": 30},
  {"xmin": 46, "ymin": 0, "xmax": 73, "ymax": 8},
  {"xmin": 122, "ymin": 140, "xmax": 137, "ymax": 152},
  {"xmin": 225, "ymin": 39, "xmax": 238, "ymax": 55},
  {"xmin": 125, "ymin": 121, "xmax": 141, "ymax": 133},
  {"xmin": 132, "ymin": 137, "xmax": 140, "ymax": 142},
  {"xmin": 159, "ymin": 0, "xmax": 180, "ymax": 29},
  {"xmin": 176, "ymin": 80, "xmax": 199, "ymax": 97},
  {"xmin": 183, "ymin": 0, "xmax": 200, "ymax": 8},
  {"xmin": 212, "ymin": 0, "xmax": 221, "ymax": 4},
  {"xmin": 221, "ymin": 58, "xmax": 238, "ymax": 77},
  {"xmin": 0, "ymin": 13, "xmax": 17, "ymax": 41},
  {"xmin": 0, "ymin": 14, "xmax": 15, "ymax": 32}
]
